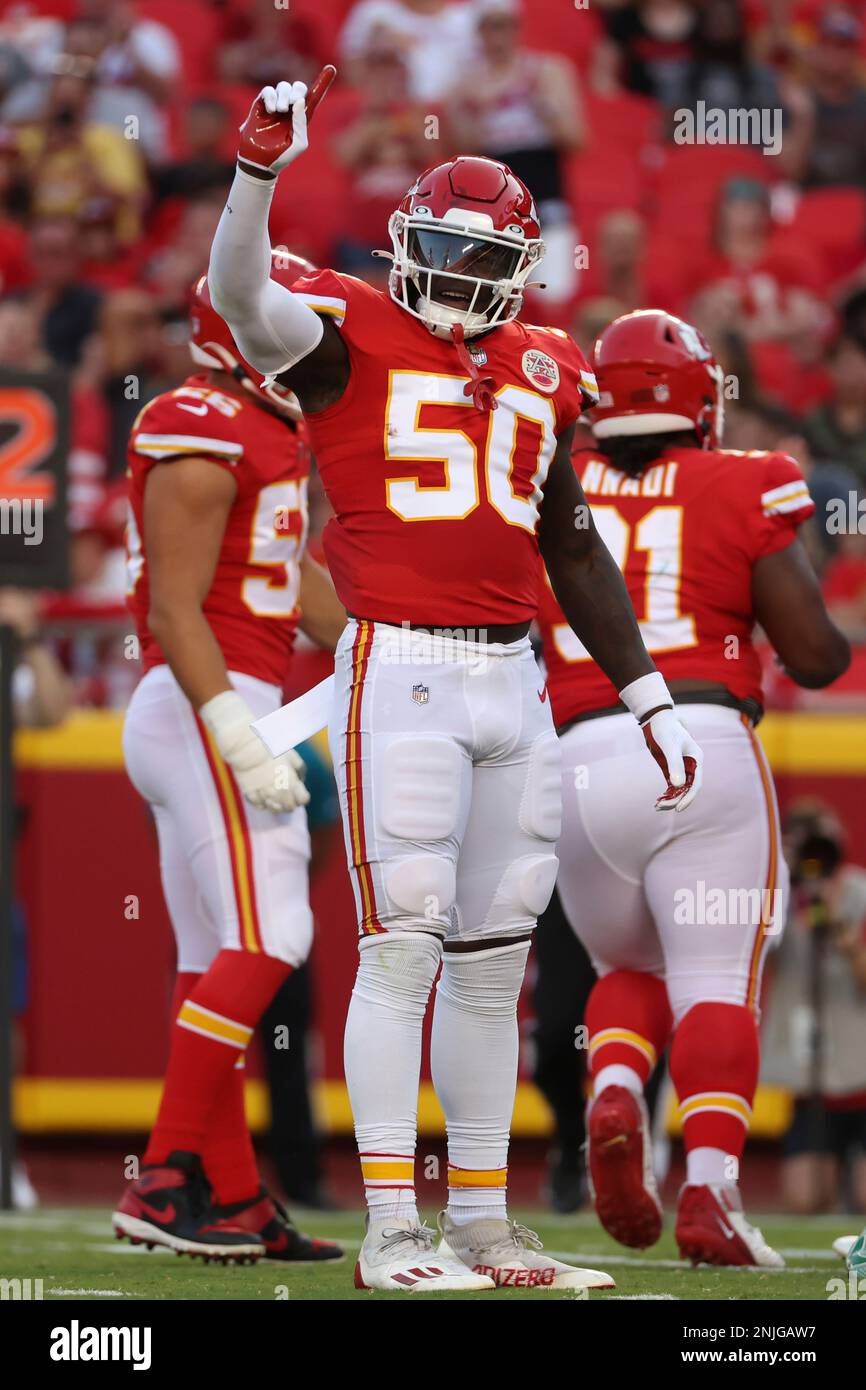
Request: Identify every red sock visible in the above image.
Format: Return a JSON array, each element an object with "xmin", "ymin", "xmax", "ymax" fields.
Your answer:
[
  {"xmin": 202, "ymin": 1060, "xmax": 261, "ymax": 1205},
  {"xmin": 144, "ymin": 948, "xmax": 289, "ymax": 1167},
  {"xmin": 586, "ymin": 970, "xmax": 672, "ymax": 1089},
  {"xmin": 171, "ymin": 971, "xmax": 201, "ymax": 1019},
  {"xmin": 669, "ymin": 1002, "xmax": 759, "ymax": 1169}
]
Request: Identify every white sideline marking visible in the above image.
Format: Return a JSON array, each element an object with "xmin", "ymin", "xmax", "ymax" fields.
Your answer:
[
  {"xmin": 48, "ymin": 1287, "xmax": 138, "ymax": 1298},
  {"xmin": 610, "ymin": 1293, "xmax": 680, "ymax": 1300}
]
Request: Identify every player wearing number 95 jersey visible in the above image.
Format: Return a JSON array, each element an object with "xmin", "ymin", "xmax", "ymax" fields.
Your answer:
[
  {"xmin": 536, "ymin": 309, "xmax": 850, "ymax": 1269},
  {"xmin": 116, "ymin": 260, "xmax": 345, "ymax": 1266},
  {"xmin": 207, "ymin": 73, "xmax": 701, "ymax": 1293}
]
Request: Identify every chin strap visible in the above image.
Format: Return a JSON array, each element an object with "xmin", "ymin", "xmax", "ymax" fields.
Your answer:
[{"xmin": 451, "ymin": 322, "xmax": 498, "ymax": 413}]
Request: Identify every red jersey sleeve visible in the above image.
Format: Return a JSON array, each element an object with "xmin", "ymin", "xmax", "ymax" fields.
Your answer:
[
  {"xmin": 130, "ymin": 385, "xmax": 247, "ymax": 478},
  {"xmin": 520, "ymin": 324, "xmax": 599, "ymax": 435},
  {"xmin": 749, "ymin": 451, "xmax": 815, "ymax": 560}
]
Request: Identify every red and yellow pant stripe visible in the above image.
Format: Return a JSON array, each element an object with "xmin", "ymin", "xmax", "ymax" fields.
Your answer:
[
  {"xmin": 196, "ymin": 716, "xmax": 264, "ymax": 954},
  {"xmin": 345, "ymin": 621, "xmax": 383, "ymax": 934},
  {"xmin": 741, "ymin": 716, "xmax": 779, "ymax": 1012}
]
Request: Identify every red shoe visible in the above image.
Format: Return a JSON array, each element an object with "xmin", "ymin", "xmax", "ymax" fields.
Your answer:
[
  {"xmin": 676, "ymin": 1184, "xmax": 784, "ymax": 1268},
  {"xmin": 209, "ymin": 1188, "xmax": 344, "ymax": 1263},
  {"xmin": 112, "ymin": 1150, "xmax": 263, "ymax": 1264},
  {"xmin": 587, "ymin": 1085, "xmax": 662, "ymax": 1249}
]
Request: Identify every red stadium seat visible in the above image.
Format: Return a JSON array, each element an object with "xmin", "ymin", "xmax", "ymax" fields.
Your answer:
[{"xmin": 778, "ymin": 187, "xmax": 866, "ymax": 279}]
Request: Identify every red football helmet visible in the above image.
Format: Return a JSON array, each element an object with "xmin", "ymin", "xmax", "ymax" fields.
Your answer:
[
  {"xmin": 190, "ymin": 249, "xmax": 314, "ymax": 418},
  {"xmin": 386, "ymin": 157, "xmax": 544, "ymax": 338},
  {"xmin": 590, "ymin": 310, "xmax": 725, "ymax": 448}
]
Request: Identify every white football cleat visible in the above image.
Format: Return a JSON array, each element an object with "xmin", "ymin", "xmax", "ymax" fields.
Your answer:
[
  {"xmin": 676, "ymin": 1183, "xmax": 785, "ymax": 1268},
  {"xmin": 354, "ymin": 1216, "xmax": 495, "ymax": 1292},
  {"xmin": 437, "ymin": 1212, "xmax": 615, "ymax": 1290}
]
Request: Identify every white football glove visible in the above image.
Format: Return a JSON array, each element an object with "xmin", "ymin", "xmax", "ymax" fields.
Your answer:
[
  {"xmin": 199, "ymin": 690, "xmax": 309, "ymax": 814},
  {"xmin": 620, "ymin": 672, "xmax": 703, "ymax": 813}
]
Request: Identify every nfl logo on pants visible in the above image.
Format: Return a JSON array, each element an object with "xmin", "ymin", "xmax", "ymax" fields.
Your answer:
[{"xmin": 412, "ymin": 684, "xmax": 429, "ymax": 705}]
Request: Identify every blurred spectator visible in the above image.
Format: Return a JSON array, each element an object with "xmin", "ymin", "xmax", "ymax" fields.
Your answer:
[
  {"xmin": 687, "ymin": 177, "xmax": 827, "ymax": 344},
  {"xmin": 340, "ymin": 0, "xmax": 480, "ymax": 103},
  {"xmin": 15, "ymin": 45, "xmax": 146, "ymax": 240},
  {"xmin": 669, "ymin": 0, "xmax": 783, "ymax": 150},
  {"xmin": 0, "ymin": 587, "xmax": 71, "ymax": 728},
  {"xmin": 780, "ymin": 8, "xmax": 866, "ymax": 189},
  {"xmin": 762, "ymin": 802, "xmax": 866, "ymax": 1214},
  {"xmin": 77, "ymin": 195, "xmax": 143, "ymax": 291},
  {"xmin": 25, "ymin": 217, "xmax": 102, "ymax": 367},
  {"xmin": 219, "ymin": 1, "xmax": 321, "ymax": 90},
  {"xmin": 803, "ymin": 333, "xmax": 866, "ymax": 488},
  {"xmin": 83, "ymin": 0, "xmax": 180, "ymax": 161},
  {"xmin": 331, "ymin": 39, "xmax": 436, "ymax": 276},
  {"xmin": 448, "ymin": 0, "xmax": 583, "ymax": 305},
  {"xmin": 597, "ymin": 0, "xmax": 697, "ymax": 107},
  {"xmin": 1, "ymin": 6, "xmax": 176, "ymax": 160},
  {"xmin": 92, "ymin": 288, "xmax": 170, "ymax": 475},
  {"xmin": 151, "ymin": 97, "xmax": 234, "ymax": 205},
  {"xmin": 822, "ymin": 536, "xmax": 866, "ymax": 645}
]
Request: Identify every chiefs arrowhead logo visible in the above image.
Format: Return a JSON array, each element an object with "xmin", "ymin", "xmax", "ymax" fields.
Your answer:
[{"xmin": 522, "ymin": 349, "xmax": 560, "ymax": 393}]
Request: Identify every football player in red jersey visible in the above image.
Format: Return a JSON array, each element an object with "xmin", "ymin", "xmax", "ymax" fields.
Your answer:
[
  {"xmin": 113, "ymin": 260, "xmax": 345, "ymax": 1265},
  {"xmin": 536, "ymin": 309, "xmax": 850, "ymax": 1268},
  {"xmin": 207, "ymin": 75, "xmax": 702, "ymax": 1292}
]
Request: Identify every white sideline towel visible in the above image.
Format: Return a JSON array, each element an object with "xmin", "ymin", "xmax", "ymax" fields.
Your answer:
[{"xmin": 252, "ymin": 675, "xmax": 335, "ymax": 756}]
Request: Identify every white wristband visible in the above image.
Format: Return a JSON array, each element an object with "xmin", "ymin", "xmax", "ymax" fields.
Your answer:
[
  {"xmin": 619, "ymin": 671, "xmax": 674, "ymax": 723},
  {"xmin": 199, "ymin": 690, "xmax": 252, "ymax": 741}
]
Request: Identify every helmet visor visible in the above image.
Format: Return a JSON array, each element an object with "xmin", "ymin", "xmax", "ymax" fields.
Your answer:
[{"xmin": 409, "ymin": 228, "xmax": 523, "ymax": 283}]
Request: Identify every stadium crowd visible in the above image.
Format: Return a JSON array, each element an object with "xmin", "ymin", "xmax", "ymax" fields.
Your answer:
[{"xmin": 0, "ymin": 0, "xmax": 864, "ymax": 675}]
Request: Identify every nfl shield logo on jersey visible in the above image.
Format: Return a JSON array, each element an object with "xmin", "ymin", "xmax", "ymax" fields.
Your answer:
[
  {"xmin": 522, "ymin": 349, "xmax": 560, "ymax": 393},
  {"xmin": 412, "ymin": 683, "xmax": 429, "ymax": 705}
]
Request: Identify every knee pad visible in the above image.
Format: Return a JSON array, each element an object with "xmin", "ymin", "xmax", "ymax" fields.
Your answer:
[
  {"xmin": 438, "ymin": 939, "xmax": 530, "ymax": 1015},
  {"xmin": 380, "ymin": 736, "xmax": 463, "ymax": 841},
  {"xmin": 355, "ymin": 932, "xmax": 442, "ymax": 1012},
  {"xmin": 493, "ymin": 852, "xmax": 559, "ymax": 922},
  {"xmin": 384, "ymin": 854, "xmax": 456, "ymax": 921},
  {"xmin": 519, "ymin": 734, "xmax": 562, "ymax": 842}
]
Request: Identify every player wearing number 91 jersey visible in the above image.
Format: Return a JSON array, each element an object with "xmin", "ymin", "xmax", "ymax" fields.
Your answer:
[
  {"xmin": 536, "ymin": 309, "xmax": 850, "ymax": 1270},
  {"xmin": 116, "ymin": 262, "xmax": 345, "ymax": 1267}
]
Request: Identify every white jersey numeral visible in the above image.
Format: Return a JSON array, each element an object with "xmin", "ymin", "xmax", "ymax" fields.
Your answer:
[
  {"xmin": 384, "ymin": 372, "xmax": 557, "ymax": 533},
  {"xmin": 241, "ymin": 479, "xmax": 308, "ymax": 618},
  {"xmin": 552, "ymin": 504, "xmax": 697, "ymax": 662}
]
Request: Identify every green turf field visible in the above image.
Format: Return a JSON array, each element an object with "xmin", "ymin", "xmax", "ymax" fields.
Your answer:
[{"xmin": 0, "ymin": 1207, "xmax": 857, "ymax": 1300}]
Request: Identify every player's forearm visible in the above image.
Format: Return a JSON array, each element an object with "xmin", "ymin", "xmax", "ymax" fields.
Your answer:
[
  {"xmin": 298, "ymin": 553, "xmax": 347, "ymax": 651},
  {"xmin": 546, "ymin": 535, "xmax": 656, "ymax": 693},
  {"xmin": 209, "ymin": 169, "xmax": 324, "ymax": 377},
  {"xmin": 148, "ymin": 603, "xmax": 233, "ymax": 710}
]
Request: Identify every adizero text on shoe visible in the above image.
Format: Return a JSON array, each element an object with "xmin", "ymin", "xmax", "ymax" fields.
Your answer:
[
  {"xmin": 438, "ymin": 1212, "xmax": 615, "ymax": 1290},
  {"xmin": 112, "ymin": 1151, "xmax": 263, "ymax": 1264},
  {"xmin": 355, "ymin": 1217, "xmax": 495, "ymax": 1292},
  {"xmin": 588, "ymin": 1084, "xmax": 662, "ymax": 1249},
  {"xmin": 676, "ymin": 1183, "xmax": 784, "ymax": 1268},
  {"xmin": 210, "ymin": 1188, "xmax": 343, "ymax": 1263}
]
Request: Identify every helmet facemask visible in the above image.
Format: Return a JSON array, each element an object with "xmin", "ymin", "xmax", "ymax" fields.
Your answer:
[{"xmin": 387, "ymin": 209, "xmax": 543, "ymax": 339}]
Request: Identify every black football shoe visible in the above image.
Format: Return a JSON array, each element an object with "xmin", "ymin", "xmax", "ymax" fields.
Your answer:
[
  {"xmin": 112, "ymin": 1150, "xmax": 264, "ymax": 1264},
  {"xmin": 208, "ymin": 1187, "xmax": 344, "ymax": 1263}
]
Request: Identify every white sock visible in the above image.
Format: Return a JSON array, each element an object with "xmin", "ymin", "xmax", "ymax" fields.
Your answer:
[
  {"xmin": 686, "ymin": 1146, "xmax": 734, "ymax": 1187},
  {"xmin": 593, "ymin": 1063, "xmax": 644, "ymax": 1097},
  {"xmin": 344, "ymin": 934, "xmax": 442, "ymax": 1223},
  {"xmin": 431, "ymin": 940, "xmax": 530, "ymax": 1225}
]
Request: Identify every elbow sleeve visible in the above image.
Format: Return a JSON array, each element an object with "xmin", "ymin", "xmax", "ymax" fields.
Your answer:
[{"xmin": 209, "ymin": 169, "xmax": 325, "ymax": 378}]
